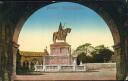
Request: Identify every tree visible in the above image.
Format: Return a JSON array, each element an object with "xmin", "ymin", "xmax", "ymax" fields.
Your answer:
[
  {"xmin": 77, "ymin": 52, "xmax": 93, "ymax": 65},
  {"xmin": 74, "ymin": 43, "xmax": 95, "ymax": 55},
  {"xmin": 73, "ymin": 43, "xmax": 94, "ymax": 64},
  {"xmin": 74, "ymin": 44, "xmax": 114, "ymax": 63},
  {"xmin": 91, "ymin": 45, "xmax": 114, "ymax": 63}
]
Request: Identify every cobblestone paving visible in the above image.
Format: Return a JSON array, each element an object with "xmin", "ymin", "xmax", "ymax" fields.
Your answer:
[{"xmin": 15, "ymin": 68, "xmax": 116, "ymax": 80}]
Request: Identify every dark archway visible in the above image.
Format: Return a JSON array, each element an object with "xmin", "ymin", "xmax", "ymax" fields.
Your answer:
[{"xmin": 0, "ymin": 1, "xmax": 128, "ymax": 81}]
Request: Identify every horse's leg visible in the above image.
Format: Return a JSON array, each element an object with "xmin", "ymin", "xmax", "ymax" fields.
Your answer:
[
  {"xmin": 53, "ymin": 33, "xmax": 56, "ymax": 43},
  {"xmin": 53, "ymin": 37, "xmax": 55, "ymax": 43},
  {"xmin": 54, "ymin": 37, "xmax": 56, "ymax": 43},
  {"xmin": 54, "ymin": 36, "xmax": 56, "ymax": 43}
]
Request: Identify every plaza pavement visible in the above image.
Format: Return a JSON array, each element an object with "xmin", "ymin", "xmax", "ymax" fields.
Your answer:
[{"xmin": 15, "ymin": 68, "xmax": 116, "ymax": 81}]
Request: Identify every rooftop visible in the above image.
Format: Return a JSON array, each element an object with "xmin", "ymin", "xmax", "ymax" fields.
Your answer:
[{"xmin": 20, "ymin": 51, "xmax": 48, "ymax": 57}]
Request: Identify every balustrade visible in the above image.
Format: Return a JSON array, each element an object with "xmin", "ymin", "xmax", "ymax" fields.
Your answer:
[{"xmin": 34, "ymin": 64, "xmax": 86, "ymax": 72}]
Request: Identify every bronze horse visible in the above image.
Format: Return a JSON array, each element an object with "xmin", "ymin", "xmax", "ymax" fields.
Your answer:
[{"xmin": 53, "ymin": 28, "xmax": 71, "ymax": 43}]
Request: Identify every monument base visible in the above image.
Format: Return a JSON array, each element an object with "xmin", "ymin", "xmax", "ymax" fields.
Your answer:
[
  {"xmin": 45, "ymin": 55, "xmax": 71, "ymax": 65},
  {"xmin": 45, "ymin": 42, "xmax": 72, "ymax": 65}
]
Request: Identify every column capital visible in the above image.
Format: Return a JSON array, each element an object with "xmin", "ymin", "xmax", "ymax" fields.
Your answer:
[
  {"xmin": 12, "ymin": 41, "xmax": 19, "ymax": 48},
  {"xmin": 113, "ymin": 43, "xmax": 122, "ymax": 50}
]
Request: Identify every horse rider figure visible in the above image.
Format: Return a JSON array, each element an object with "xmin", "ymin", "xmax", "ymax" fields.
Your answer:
[
  {"xmin": 58, "ymin": 22, "xmax": 64, "ymax": 39},
  {"xmin": 53, "ymin": 22, "xmax": 71, "ymax": 43}
]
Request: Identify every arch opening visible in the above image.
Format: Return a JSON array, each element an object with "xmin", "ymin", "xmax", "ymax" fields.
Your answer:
[{"xmin": 12, "ymin": 2, "xmax": 121, "ymax": 80}]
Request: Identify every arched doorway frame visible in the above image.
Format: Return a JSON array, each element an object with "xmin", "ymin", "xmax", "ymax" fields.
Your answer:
[{"xmin": 11, "ymin": 1, "xmax": 125, "ymax": 80}]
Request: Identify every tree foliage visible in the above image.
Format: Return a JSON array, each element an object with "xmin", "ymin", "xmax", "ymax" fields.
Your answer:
[
  {"xmin": 77, "ymin": 52, "xmax": 93, "ymax": 65},
  {"xmin": 91, "ymin": 45, "xmax": 114, "ymax": 63},
  {"xmin": 74, "ymin": 43, "xmax": 114, "ymax": 64},
  {"xmin": 74, "ymin": 43, "xmax": 95, "ymax": 55}
]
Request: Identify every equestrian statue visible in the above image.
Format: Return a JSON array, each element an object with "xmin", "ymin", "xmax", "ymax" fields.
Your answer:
[{"xmin": 53, "ymin": 22, "xmax": 71, "ymax": 43}]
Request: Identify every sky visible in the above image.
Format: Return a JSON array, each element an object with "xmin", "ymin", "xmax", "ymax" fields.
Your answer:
[{"xmin": 18, "ymin": 2, "xmax": 114, "ymax": 52}]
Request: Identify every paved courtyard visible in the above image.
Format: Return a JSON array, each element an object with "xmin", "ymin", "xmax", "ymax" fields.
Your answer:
[{"xmin": 15, "ymin": 68, "xmax": 116, "ymax": 80}]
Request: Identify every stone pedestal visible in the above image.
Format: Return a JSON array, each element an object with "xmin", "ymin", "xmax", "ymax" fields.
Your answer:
[
  {"xmin": 11, "ymin": 42, "xmax": 19, "ymax": 81},
  {"xmin": 47, "ymin": 42, "xmax": 71, "ymax": 65},
  {"xmin": 50, "ymin": 42, "xmax": 71, "ymax": 56}
]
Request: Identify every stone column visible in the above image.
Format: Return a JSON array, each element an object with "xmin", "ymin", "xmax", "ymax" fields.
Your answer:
[
  {"xmin": 43, "ymin": 56, "xmax": 46, "ymax": 65},
  {"xmin": 0, "ymin": 24, "xmax": 10, "ymax": 81},
  {"xmin": 28, "ymin": 61, "xmax": 31, "ymax": 70},
  {"xmin": 21, "ymin": 61, "xmax": 23, "ymax": 68},
  {"xmin": 0, "ymin": 24, "xmax": 2, "ymax": 81},
  {"xmin": 11, "ymin": 42, "xmax": 19, "ymax": 81},
  {"xmin": 0, "ymin": 48, "xmax": 2, "ymax": 81},
  {"xmin": 125, "ymin": 37, "xmax": 128, "ymax": 79},
  {"xmin": 0, "ymin": 46, "xmax": 2, "ymax": 81},
  {"xmin": 113, "ymin": 43, "xmax": 127, "ymax": 80},
  {"xmin": 124, "ymin": 18, "xmax": 128, "ymax": 79}
]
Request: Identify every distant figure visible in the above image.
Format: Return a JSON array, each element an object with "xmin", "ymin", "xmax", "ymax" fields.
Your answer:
[{"xmin": 53, "ymin": 22, "xmax": 71, "ymax": 43}]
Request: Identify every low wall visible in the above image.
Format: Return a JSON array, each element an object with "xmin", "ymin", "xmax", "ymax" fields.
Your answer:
[
  {"xmin": 34, "ymin": 65, "xmax": 86, "ymax": 72},
  {"xmin": 85, "ymin": 63, "xmax": 116, "ymax": 70},
  {"xmin": 34, "ymin": 63, "xmax": 116, "ymax": 72}
]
